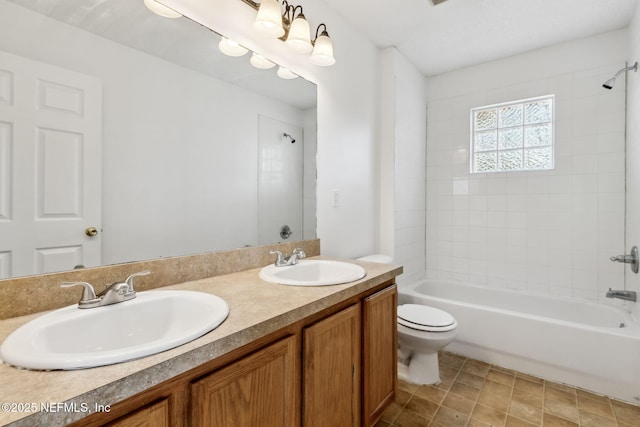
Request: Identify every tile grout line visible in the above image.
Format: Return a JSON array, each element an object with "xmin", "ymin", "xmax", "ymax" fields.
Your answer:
[{"xmin": 503, "ymin": 369, "xmax": 520, "ymax": 427}]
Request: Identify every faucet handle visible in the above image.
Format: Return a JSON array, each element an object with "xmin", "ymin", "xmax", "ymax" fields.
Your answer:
[
  {"xmin": 124, "ymin": 270, "xmax": 151, "ymax": 293},
  {"xmin": 292, "ymin": 247, "xmax": 306, "ymax": 260},
  {"xmin": 270, "ymin": 250, "xmax": 285, "ymax": 266},
  {"xmin": 61, "ymin": 282, "xmax": 99, "ymax": 303}
]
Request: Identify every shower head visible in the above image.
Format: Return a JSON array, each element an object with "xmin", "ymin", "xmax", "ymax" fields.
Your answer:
[
  {"xmin": 283, "ymin": 133, "xmax": 296, "ymax": 143},
  {"xmin": 602, "ymin": 78, "xmax": 616, "ymax": 90},
  {"xmin": 602, "ymin": 61, "xmax": 638, "ymax": 89}
]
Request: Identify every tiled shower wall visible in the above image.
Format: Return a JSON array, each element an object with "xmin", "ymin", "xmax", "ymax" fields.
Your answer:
[{"xmin": 425, "ymin": 30, "xmax": 628, "ymax": 301}]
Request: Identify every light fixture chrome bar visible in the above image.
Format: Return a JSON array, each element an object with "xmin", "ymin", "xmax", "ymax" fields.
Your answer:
[{"xmin": 240, "ymin": 0, "xmax": 260, "ymax": 10}]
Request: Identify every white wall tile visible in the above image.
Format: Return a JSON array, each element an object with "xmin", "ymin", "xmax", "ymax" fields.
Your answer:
[{"xmin": 425, "ymin": 30, "xmax": 627, "ymax": 299}]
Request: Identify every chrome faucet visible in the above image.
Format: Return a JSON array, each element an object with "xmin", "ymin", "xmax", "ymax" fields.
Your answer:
[
  {"xmin": 606, "ymin": 288, "xmax": 637, "ymax": 302},
  {"xmin": 61, "ymin": 270, "xmax": 151, "ymax": 309},
  {"xmin": 270, "ymin": 247, "xmax": 306, "ymax": 267}
]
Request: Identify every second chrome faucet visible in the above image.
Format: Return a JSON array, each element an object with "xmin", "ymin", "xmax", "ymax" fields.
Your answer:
[{"xmin": 61, "ymin": 270, "xmax": 151, "ymax": 309}]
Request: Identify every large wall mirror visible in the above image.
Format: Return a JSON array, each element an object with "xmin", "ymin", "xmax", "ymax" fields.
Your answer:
[{"xmin": 0, "ymin": 0, "xmax": 317, "ymax": 279}]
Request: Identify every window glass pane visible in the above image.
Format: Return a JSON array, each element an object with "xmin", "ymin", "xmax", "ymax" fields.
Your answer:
[
  {"xmin": 475, "ymin": 131, "xmax": 497, "ymax": 151},
  {"xmin": 498, "ymin": 150, "xmax": 523, "ymax": 171},
  {"xmin": 498, "ymin": 105, "xmax": 523, "ymax": 128},
  {"xmin": 525, "ymin": 100, "xmax": 552, "ymax": 124},
  {"xmin": 474, "ymin": 152, "xmax": 497, "ymax": 172},
  {"xmin": 498, "ymin": 128, "xmax": 523, "ymax": 150},
  {"xmin": 525, "ymin": 147, "xmax": 553, "ymax": 170},
  {"xmin": 475, "ymin": 109, "xmax": 497, "ymax": 130},
  {"xmin": 525, "ymin": 124, "xmax": 552, "ymax": 147},
  {"xmin": 470, "ymin": 95, "xmax": 554, "ymax": 174}
]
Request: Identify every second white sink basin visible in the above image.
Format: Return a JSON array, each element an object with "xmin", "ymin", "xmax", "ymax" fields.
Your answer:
[
  {"xmin": 0, "ymin": 290, "xmax": 229, "ymax": 370},
  {"xmin": 259, "ymin": 259, "xmax": 366, "ymax": 286}
]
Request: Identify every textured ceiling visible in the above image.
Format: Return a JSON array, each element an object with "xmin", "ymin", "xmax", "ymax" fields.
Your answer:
[{"xmin": 323, "ymin": 0, "xmax": 639, "ymax": 76}]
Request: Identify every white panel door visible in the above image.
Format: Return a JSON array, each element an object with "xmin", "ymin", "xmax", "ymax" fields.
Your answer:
[
  {"xmin": 258, "ymin": 116, "xmax": 303, "ymax": 245},
  {"xmin": 0, "ymin": 50, "xmax": 102, "ymax": 279}
]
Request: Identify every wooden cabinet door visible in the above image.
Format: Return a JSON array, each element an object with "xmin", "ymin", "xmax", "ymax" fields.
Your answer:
[
  {"xmin": 191, "ymin": 336, "xmax": 298, "ymax": 427},
  {"xmin": 106, "ymin": 399, "xmax": 169, "ymax": 427},
  {"xmin": 303, "ymin": 303, "xmax": 361, "ymax": 427},
  {"xmin": 363, "ymin": 285, "xmax": 397, "ymax": 426}
]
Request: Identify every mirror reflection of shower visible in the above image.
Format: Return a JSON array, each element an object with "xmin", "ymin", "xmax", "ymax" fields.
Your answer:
[
  {"xmin": 258, "ymin": 116, "xmax": 304, "ymax": 245},
  {"xmin": 602, "ymin": 61, "xmax": 638, "ymax": 89}
]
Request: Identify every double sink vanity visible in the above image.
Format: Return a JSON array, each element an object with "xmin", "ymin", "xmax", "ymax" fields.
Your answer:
[{"xmin": 0, "ymin": 240, "xmax": 402, "ymax": 426}]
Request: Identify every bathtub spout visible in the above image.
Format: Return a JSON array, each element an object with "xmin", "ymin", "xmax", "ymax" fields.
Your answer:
[{"xmin": 606, "ymin": 288, "xmax": 637, "ymax": 302}]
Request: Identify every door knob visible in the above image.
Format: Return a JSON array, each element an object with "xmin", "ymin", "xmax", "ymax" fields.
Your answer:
[{"xmin": 85, "ymin": 227, "xmax": 99, "ymax": 237}]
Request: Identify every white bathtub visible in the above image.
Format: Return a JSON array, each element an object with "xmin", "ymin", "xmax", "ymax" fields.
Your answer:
[{"xmin": 399, "ymin": 280, "xmax": 640, "ymax": 404}]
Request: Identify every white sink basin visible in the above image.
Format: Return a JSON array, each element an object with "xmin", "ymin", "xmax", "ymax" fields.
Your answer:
[
  {"xmin": 259, "ymin": 259, "xmax": 366, "ymax": 286},
  {"xmin": 0, "ymin": 290, "xmax": 229, "ymax": 370}
]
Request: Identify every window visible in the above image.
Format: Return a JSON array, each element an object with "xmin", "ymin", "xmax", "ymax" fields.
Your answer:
[{"xmin": 470, "ymin": 95, "xmax": 554, "ymax": 173}]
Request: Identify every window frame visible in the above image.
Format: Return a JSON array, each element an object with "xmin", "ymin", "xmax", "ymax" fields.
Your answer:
[{"xmin": 469, "ymin": 94, "xmax": 555, "ymax": 174}]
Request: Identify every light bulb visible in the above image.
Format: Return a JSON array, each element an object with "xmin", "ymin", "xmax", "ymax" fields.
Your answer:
[
  {"xmin": 310, "ymin": 31, "xmax": 335, "ymax": 66},
  {"xmin": 277, "ymin": 66, "xmax": 298, "ymax": 79},
  {"xmin": 143, "ymin": 0, "xmax": 182, "ymax": 18},
  {"xmin": 250, "ymin": 53, "xmax": 276, "ymax": 70},
  {"xmin": 218, "ymin": 37, "xmax": 249, "ymax": 57},
  {"xmin": 285, "ymin": 14, "xmax": 313, "ymax": 54},
  {"xmin": 253, "ymin": 0, "xmax": 284, "ymax": 38}
]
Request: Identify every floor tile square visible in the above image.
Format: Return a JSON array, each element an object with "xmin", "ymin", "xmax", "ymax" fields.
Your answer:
[
  {"xmin": 508, "ymin": 397, "xmax": 542, "ymax": 425},
  {"xmin": 449, "ymin": 380, "xmax": 482, "ymax": 400},
  {"xmin": 432, "ymin": 405, "xmax": 469, "ymax": 427},
  {"xmin": 478, "ymin": 380, "xmax": 512, "ymax": 412},
  {"xmin": 487, "ymin": 368, "xmax": 516, "ymax": 387},
  {"xmin": 404, "ymin": 395, "xmax": 440, "ymax": 419},
  {"xmin": 577, "ymin": 394, "xmax": 614, "ymax": 419},
  {"xmin": 544, "ymin": 396, "xmax": 579, "ymax": 423},
  {"xmin": 471, "ymin": 402, "xmax": 507, "ymax": 426},
  {"xmin": 414, "ymin": 384, "xmax": 447, "ymax": 404},
  {"xmin": 441, "ymin": 391, "xmax": 476, "ymax": 415}
]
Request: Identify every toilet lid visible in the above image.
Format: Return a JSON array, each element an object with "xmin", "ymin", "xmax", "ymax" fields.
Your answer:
[{"xmin": 398, "ymin": 304, "xmax": 457, "ymax": 332}]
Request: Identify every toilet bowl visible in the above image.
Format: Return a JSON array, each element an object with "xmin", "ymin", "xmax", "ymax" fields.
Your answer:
[
  {"xmin": 397, "ymin": 303, "xmax": 457, "ymax": 384},
  {"xmin": 355, "ymin": 254, "xmax": 458, "ymax": 385}
]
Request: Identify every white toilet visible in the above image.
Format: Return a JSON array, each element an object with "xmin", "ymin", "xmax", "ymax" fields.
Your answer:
[
  {"xmin": 397, "ymin": 303, "xmax": 457, "ymax": 384},
  {"xmin": 356, "ymin": 254, "xmax": 458, "ymax": 385}
]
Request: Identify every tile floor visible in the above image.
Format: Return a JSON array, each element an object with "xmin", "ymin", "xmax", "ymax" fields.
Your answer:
[{"xmin": 376, "ymin": 352, "xmax": 640, "ymax": 427}]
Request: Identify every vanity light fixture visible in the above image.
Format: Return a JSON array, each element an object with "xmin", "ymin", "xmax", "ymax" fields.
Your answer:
[
  {"xmin": 218, "ymin": 37, "xmax": 249, "ymax": 57},
  {"xmin": 143, "ymin": 0, "xmax": 182, "ymax": 18},
  {"xmin": 241, "ymin": 0, "xmax": 335, "ymax": 66}
]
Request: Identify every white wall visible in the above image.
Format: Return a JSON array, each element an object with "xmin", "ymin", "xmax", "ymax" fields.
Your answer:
[
  {"xmin": 0, "ymin": 2, "xmax": 305, "ymax": 265},
  {"xmin": 425, "ymin": 30, "xmax": 628, "ymax": 301},
  {"xmin": 163, "ymin": 0, "xmax": 382, "ymax": 258},
  {"xmin": 626, "ymin": 5, "xmax": 640, "ymax": 315},
  {"xmin": 379, "ymin": 48, "xmax": 427, "ymax": 284}
]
